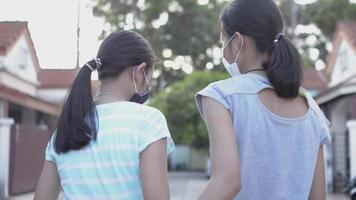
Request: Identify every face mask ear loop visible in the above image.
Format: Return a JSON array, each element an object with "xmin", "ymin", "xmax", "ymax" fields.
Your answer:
[
  {"xmin": 234, "ymin": 34, "xmax": 244, "ymax": 63},
  {"xmin": 222, "ymin": 34, "xmax": 236, "ymax": 58},
  {"xmin": 132, "ymin": 66, "xmax": 139, "ymax": 93},
  {"xmin": 142, "ymin": 70, "xmax": 151, "ymax": 95},
  {"xmin": 223, "ymin": 34, "xmax": 236, "ymax": 49}
]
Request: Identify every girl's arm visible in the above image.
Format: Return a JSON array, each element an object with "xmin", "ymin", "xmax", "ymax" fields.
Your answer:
[
  {"xmin": 308, "ymin": 146, "xmax": 327, "ymax": 200},
  {"xmin": 34, "ymin": 161, "xmax": 61, "ymax": 200},
  {"xmin": 140, "ymin": 138, "xmax": 170, "ymax": 200},
  {"xmin": 198, "ymin": 96, "xmax": 241, "ymax": 200}
]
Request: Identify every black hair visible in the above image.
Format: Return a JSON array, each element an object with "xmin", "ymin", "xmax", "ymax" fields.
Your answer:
[
  {"xmin": 221, "ymin": 0, "xmax": 303, "ymax": 98},
  {"xmin": 55, "ymin": 31, "xmax": 155, "ymax": 154}
]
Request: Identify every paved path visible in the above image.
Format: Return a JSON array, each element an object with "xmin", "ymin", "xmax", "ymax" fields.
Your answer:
[
  {"xmin": 169, "ymin": 172, "xmax": 208, "ymax": 200},
  {"xmin": 170, "ymin": 172, "xmax": 350, "ymax": 200},
  {"xmin": 9, "ymin": 172, "xmax": 349, "ymax": 200}
]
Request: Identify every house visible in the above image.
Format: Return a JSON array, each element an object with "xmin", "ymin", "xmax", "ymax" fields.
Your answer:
[
  {"xmin": 302, "ymin": 68, "xmax": 328, "ymax": 96},
  {"xmin": 0, "ymin": 21, "xmax": 79, "ymax": 198},
  {"xmin": 37, "ymin": 68, "xmax": 78, "ymax": 105},
  {"xmin": 315, "ymin": 21, "xmax": 356, "ymax": 192}
]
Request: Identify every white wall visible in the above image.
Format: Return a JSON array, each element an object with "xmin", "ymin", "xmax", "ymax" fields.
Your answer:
[
  {"xmin": 0, "ymin": 71, "xmax": 37, "ymax": 96},
  {"xmin": 0, "ymin": 118, "xmax": 14, "ymax": 198},
  {"xmin": 36, "ymin": 88, "xmax": 68, "ymax": 104},
  {"xmin": 347, "ymin": 120, "xmax": 356, "ymax": 181},
  {"xmin": 3, "ymin": 35, "xmax": 39, "ymax": 86},
  {"xmin": 0, "ymin": 56, "xmax": 4, "ymax": 68}
]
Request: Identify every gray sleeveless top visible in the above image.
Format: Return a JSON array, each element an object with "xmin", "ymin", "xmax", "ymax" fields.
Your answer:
[{"xmin": 195, "ymin": 73, "xmax": 331, "ymax": 200}]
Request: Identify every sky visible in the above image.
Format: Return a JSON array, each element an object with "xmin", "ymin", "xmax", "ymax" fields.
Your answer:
[
  {"xmin": 0, "ymin": 0, "xmax": 333, "ymax": 70},
  {"xmin": 0, "ymin": 0, "xmax": 104, "ymax": 69}
]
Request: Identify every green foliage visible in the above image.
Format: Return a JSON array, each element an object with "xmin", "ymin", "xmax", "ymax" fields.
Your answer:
[
  {"xmin": 92, "ymin": 0, "xmax": 228, "ymax": 88},
  {"xmin": 150, "ymin": 71, "xmax": 228, "ymax": 148},
  {"xmin": 301, "ymin": 0, "xmax": 356, "ymax": 39},
  {"xmin": 278, "ymin": 0, "xmax": 356, "ymax": 63},
  {"xmin": 92, "ymin": 0, "xmax": 356, "ymax": 147}
]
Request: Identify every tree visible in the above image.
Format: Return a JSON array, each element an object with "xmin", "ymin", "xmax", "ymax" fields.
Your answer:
[
  {"xmin": 278, "ymin": 0, "xmax": 356, "ymax": 67},
  {"xmin": 149, "ymin": 71, "xmax": 228, "ymax": 148},
  {"xmin": 301, "ymin": 0, "xmax": 356, "ymax": 38},
  {"xmin": 92, "ymin": 0, "xmax": 228, "ymax": 89}
]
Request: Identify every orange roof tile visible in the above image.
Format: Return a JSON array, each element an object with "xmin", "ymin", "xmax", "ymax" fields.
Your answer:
[
  {"xmin": 0, "ymin": 21, "xmax": 28, "ymax": 55},
  {"xmin": 302, "ymin": 68, "xmax": 328, "ymax": 91},
  {"xmin": 38, "ymin": 68, "xmax": 79, "ymax": 88}
]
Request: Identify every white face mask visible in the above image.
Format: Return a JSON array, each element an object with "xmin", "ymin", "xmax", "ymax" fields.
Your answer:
[{"xmin": 221, "ymin": 33, "xmax": 244, "ymax": 77}]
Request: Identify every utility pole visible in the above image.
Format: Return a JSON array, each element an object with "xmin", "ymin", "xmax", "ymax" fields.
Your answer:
[
  {"xmin": 76, "ymin": 0, "xmax": 80, "ymax": 68},
  {"xmin": 290, "ymin": 0, "xmax": 298, "ymax": 42}
]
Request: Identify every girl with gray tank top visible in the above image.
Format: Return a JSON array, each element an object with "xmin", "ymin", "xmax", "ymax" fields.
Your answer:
[{"xmin": 195, "ymin": 0, "xmax": 331, "ymax": 199}]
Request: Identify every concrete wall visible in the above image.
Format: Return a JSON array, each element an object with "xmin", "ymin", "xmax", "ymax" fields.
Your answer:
[
  {"xmin": 0, "ymin": 118, "xmax": 14, "ymax": 199},
  {"xmin": 190, "ymin": 148, "xmax": 208, "ymax": 171},
  {"xmin": 0, "ymin": 100, "xmax": 8, "ymax": 118},
  {"xmin": 170, "ymin": 145, "xmax": 208, "ymax": 171}
]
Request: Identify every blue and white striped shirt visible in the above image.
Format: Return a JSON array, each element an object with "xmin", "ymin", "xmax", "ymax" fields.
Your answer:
[{"xmin": 45, "ymin": 101, "xmax": 175, "ymax": 200}]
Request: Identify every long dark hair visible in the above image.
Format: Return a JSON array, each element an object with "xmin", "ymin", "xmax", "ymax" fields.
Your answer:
[
  {"xmin": 221, "ymin": 0, "xmax": 303, "ymax": 98},
  {"xmin": 55, "ymin": 31, "xmax": 155, "ymax": 154}
]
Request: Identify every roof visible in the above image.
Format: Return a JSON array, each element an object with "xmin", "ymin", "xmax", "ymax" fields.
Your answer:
[
  {"xmin": 38, "ymin": 68, "xmax": 79, "ymax": 88},
  {"xmin": 0, "ymin": 21, "xmax": 42, "ymax": 73},
  {"xmin": 315, "ymin": 73, "xmax": 356, "ymax": 105},
  {"xmin": 0, "ymin": 84, "xmax": 60, "ymax": 116},
  {"xmin": 0, "ymin": 21, "xmax": 28, "ymax": 55},
  {"xmin": 338, "ymin": 21, "xmax": 356, "ymax": 52},
  {"xmin": 302, "ymin": 68, "xmax": 328, "ymax": 91},
  {"xmin": 0, "ymin": 21, "xmax": 78, "ymax": 89},
  {"xmin": 325, "ymin": 21, "xmax": 356, "ymax": 79}
]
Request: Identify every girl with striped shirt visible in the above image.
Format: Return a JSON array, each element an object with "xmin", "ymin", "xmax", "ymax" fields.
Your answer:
[{"xmin": 35, "ymin": 31, "xmax": 174, "ymax": 200}]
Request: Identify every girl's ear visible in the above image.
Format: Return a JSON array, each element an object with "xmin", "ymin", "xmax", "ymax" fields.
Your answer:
[
  {"xmin": 132, "ymin": 63, "xmax": 146, "ymax": 77},
  {"xmin": 136, "ymin": 63, "xmax": 147, "ymax": 71},
  {"xmin": 132, "ymin": 63, "xmax": 147, "ymax": 87},
  {"xmin": 234, "ymin": 31, "xmax": 241, "ymax": 38}
]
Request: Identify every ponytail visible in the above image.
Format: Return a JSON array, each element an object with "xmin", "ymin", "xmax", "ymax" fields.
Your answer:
[
  {"xmin": 55, "ymin": 59, "xmax": 100, "ymax": 154},
  {"xmin": 263, "ymin": 36, "xmax": 303, "ymax": 98},
  {"xmin": 54, "ymin": 31, "xmax": 155, "ymax": 153},
  {"xmin": 222, "ymin": 0, "xmax": 304, "ymax": 98}
]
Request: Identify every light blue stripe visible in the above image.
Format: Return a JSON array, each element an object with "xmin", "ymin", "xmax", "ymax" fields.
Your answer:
[
  {"xmin": 95, "ymin": 134, "xmax": 138, "ymax": 145},
  {"xmin": 62, "ymin": 176, "xmax": 143, "ymax": 196},
  {"xmin": 98, "ymin": 120, "xmax": 140, "ymax": 130},
  {"xmin": 59, "ymin": 164, "xmax": 139, "ymax": 180},
  {"xmin": 56, "ymin": 148, "xmax": 139, "ymax": 164}
]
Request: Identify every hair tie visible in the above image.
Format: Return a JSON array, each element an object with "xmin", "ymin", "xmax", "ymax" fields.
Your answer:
[
  {"xmin": 85, "ymin": 58, "xmax": 102, "ymax": 72},
  {"xmin": 273, "ymin": 33, "xmax": 284, "ymax": 44}
]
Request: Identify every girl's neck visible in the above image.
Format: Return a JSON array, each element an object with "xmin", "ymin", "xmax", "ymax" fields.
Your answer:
[
  {"xmin": 95, "ymin": 79, "xmax": 131, "ymax": 105},
  {"xmin": 94, "ymin": 93, "xmax": 127, "ymax": 105}
]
